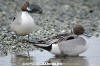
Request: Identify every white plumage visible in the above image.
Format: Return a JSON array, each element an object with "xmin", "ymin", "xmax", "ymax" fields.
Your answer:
[{"xmin": 11, "ymin": 12, "xmax": 35, "ymax": 36}]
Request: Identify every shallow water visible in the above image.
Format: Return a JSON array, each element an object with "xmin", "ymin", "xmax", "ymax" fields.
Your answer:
[{"xmin": 0, "ymin": 36, "xmax": 100, "ymax": 66}]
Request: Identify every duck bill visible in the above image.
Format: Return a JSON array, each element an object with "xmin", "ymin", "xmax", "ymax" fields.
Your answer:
[{"xmin": 83, "ymin": 32, "xmax": 91, "ymax": 37}]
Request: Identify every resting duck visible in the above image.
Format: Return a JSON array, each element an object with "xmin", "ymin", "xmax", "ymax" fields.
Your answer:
[
  {"xmin": 11, "ymin": 1, "xmax": 42, "ymax": 40},
  {"xmin": 33, "ymin": 25, "xmax": 88, "ymax": 56}
]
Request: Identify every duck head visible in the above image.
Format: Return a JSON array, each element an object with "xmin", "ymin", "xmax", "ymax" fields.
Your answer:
[
  {"xmin": 73, "ymin": 24, "xmax": 85, "ymax": 35},
  {"xmin": 72, "ymin": 24, "xmax": 91, "ymax": 37},
  {"xmin": 21, "ymin": 1, "xmax": 42, "ymax": 14},
  {"xmin": 72, "ymin": 24, "xmax": 91, "ymax": 38}
]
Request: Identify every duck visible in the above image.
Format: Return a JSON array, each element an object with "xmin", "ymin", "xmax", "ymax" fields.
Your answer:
[
  {"xmin": 10, "ymin": 1, "xmax": 42, "ymax": 57},
  {"xmin": 32, "ymin": 25, "xmax": 88, "ymax": 56},
  {"xmin": 11, "ymin": 1, "xmax": 42, "ymax": 41}
]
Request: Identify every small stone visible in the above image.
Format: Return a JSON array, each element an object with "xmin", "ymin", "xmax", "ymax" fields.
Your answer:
[{"xmin": 89, "ymin": 9, "xmax": 94, "ymax": 13}]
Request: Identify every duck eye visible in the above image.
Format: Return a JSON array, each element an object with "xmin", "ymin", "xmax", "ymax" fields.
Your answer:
[{"xmin": 67, "ymin": 36, "xmax": 74, "ymax": 40}]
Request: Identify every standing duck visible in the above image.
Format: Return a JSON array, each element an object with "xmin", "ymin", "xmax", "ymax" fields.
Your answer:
[
  {"xmin": 11, "ymin": 1, "xmax": 42, "ymax": 41},
  {"xmin": 10, "ymin": 1, "xmax": 42, "ymax": 57}
]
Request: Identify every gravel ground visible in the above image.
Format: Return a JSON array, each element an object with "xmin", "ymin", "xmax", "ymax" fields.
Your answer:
[{"xmin": 0, "ymin": 0, "xmax": 100, "ymax": 53}]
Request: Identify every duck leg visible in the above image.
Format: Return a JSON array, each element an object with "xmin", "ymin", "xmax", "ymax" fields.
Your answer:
[{"xmin": 27, "ymin": 34, "xmax": 30, "ymax": 57}]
